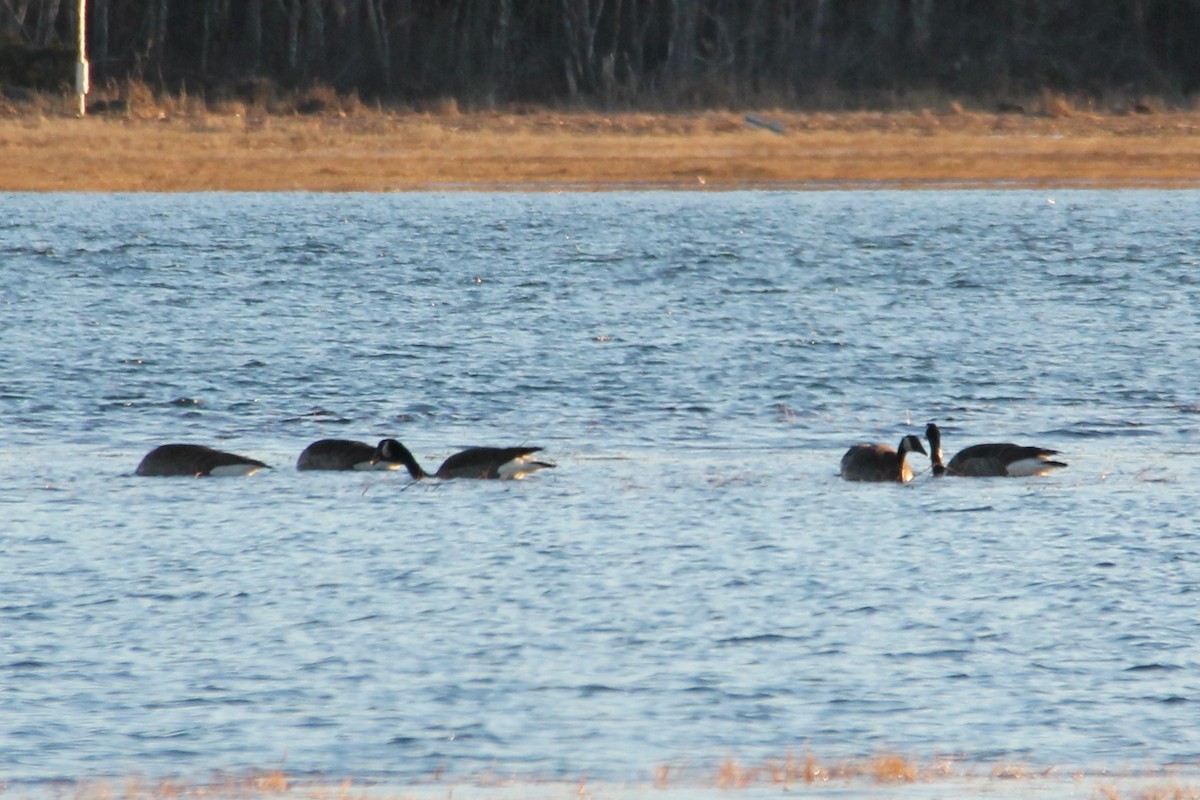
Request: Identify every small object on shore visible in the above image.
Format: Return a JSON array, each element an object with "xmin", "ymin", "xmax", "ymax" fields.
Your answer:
[
  {"xmin": 136, "ymin": 444, "xmax": 270, "ymax": 477},
  {"xmin": 840, "ymin": 435, "xmax": 926, "ymax": 482},
  {"xmin": 743, "ymin": 113, "xmax": 786, "ymax": 134},
  {"xmin": 87, "ymin": 98, "xmax": 128, "ymax": 115}
]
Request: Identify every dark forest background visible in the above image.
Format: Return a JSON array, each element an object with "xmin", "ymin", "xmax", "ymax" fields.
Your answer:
[{"xmin": 3, "ymin": 1, "xmax": 1200, "ymax": 108}]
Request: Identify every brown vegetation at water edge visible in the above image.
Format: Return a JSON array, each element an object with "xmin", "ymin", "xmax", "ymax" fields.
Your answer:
[
  {"xmin": 4, "ymin": 88, "xmax": 1200, "ymax": 191},
  {"xmin": 45, "ymin": 759, "xmax": 1200, "ymax": 800}
]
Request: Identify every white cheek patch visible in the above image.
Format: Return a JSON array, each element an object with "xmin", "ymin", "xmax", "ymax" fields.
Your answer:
[
  {"xmin": 208, "ymin": 463, "xmax": 266, "ymax": 477},
  {"xmin": 371, "ymin": 461, "xmax": 404, "ymax": 471}
]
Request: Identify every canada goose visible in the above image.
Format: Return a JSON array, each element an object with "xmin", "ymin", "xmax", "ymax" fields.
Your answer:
[
  {"xmin": 839, "ymin": 435, "xmax": 927, "ymax": 482},
  {"xmin": 925, "ymin": 423, "xmax": 1067, "ymax": 477},
  {"xmin": 296, "ymin": 438, "xmax": 410, "ymax": 471},
  {"xmin": 361, "ymin": 440, "xmax": 555, "ymax": 480},
  {"xmin": 135, "ymin": 444, "xmax": 270, "ymax": 477}
]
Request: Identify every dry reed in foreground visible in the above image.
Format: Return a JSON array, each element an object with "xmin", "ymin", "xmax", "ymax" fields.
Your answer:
[
  {"xmin": 4, "ymin": 93, "xmax": 1200, "ymax": 191},
  {"xmin": 17, "ymin": 758, "xmax": 1200, "ymax": 800}
]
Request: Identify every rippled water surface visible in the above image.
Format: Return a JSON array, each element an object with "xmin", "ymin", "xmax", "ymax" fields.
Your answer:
[{"xmin": 2, "ymin": 190, "xmax": 1199, "ymax": 784}]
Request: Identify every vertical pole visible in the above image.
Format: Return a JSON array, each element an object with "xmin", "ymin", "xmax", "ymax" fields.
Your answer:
[{"xmin": 76, "ymin": 0, "xmax": 89, "ymax": 116}]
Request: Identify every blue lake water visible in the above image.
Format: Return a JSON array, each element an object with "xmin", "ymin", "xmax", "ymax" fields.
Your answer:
[{"xmin": 2, "ymin": 190, "xmax": 1199, "ymax": 786}]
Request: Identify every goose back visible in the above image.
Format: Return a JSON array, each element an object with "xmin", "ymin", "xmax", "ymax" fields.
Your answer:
[
  {"xmin": 839, "ymin": 435, "xmax": 926, "ymax": 482},
  {"xmin": 435, "ymin": 446, "xmax": 555, "ymax": 480},
  {"xmin": 926, "ymin": 422, "xmax": 1067, "ymax": 477},
  {"xmin": 948, "ymin": 443, "xmax": 1068, "ymax": 477},
  {"xmin": 136, "ymin": 444, "xmax": 269, "ymax": 477},
  {"xmin": 297, "ymin": 438, "xmax": 408, "ymax": 471}
]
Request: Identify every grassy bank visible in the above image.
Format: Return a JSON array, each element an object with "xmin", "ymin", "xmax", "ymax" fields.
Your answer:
[{"xmin": 3, "ymin": 93, "xmax": 1200, "ymax": 191}]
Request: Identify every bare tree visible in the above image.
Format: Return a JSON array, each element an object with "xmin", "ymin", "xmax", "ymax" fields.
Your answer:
[
  {"xmin": 562, "ymin": 0, "xmax": 606, "ymax": 97},
  {"xmin": 1, "ymin": 0, "xmax": 1194, "ymax": 109},
  {"xmin": 306, "ymin": 0, "xmax": 325, "ymax": 75},
  {"xmin": 243, "ymin": 0, "xmax": 263, "ymax": 71}
]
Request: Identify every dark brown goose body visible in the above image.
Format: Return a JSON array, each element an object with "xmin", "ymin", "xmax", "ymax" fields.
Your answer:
[
  {"xmin": 926, "ymin": 423, "xmax": 1067, "ymax": 477},
  {"xmin": 296, "ymin": 438, "xmax": 408, "ymax": 471},
  {"xmin": 839, "ymin": 434, "xmax": 926, "ymax": 482},
  {"xmin": 378, "ymin": 441, "xmax": 555, "ymax": 480},
  {"xmin": 136, "ymin": 444, "xmax": 269, "ymax": 477}
]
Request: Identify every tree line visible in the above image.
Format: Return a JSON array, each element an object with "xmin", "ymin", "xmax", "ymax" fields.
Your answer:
[{"xmin": 2, "ymin": 0, "xmax": 1199, "ymax": 108}]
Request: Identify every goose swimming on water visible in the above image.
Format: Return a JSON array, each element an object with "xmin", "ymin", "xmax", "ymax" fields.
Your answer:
[
  {"xmin": 297, "ymin": 438, "xmax": 411, "ymax": 471},
  {"xmin": 136, "ymin": 444, "xmax": 270, "ymax": 477},
  {"xmin": 839, "ymin": 435, "xmax": 926, "ymax": 482},
  {"xmin": 348, "ymin": 440, "xmax": 555, "ymax": 480},
  {"xmin": 925, "ymin": 422, "xmax": 1067, "ymax": 477}
]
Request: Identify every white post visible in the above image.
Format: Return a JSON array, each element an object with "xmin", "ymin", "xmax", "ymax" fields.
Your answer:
[{"xmin": 75, "ymin": 0, "xmax": 89, "ymax": 116}]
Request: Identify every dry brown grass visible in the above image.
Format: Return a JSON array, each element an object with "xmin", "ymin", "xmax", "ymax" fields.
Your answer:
[
  {"xmin": 16, "ymin": 762, "xmax": 1200, "ymax": 800},
  {"xmin": 3, "ymin": 89, "xmax": 1200, "ymax": 190},
  {"xmin": 701, "ymin": 755, "xmax": 1200, "ymax": 800},
  {"xmin": 63, "ymin": 770, "xmax": 290, "ymax": 800},
  {"xmin": 1096, "ymin": 783, "xmax": 1200, "ymax": 800},
  {"xmin": 711, "ymin": 752, "xmax": 956, "ymax": 789}
]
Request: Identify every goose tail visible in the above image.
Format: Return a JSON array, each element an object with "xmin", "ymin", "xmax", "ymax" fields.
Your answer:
[
  {"xmin": 1006, "ymin": 456, "xmax": 1068, "ymax": 477},
  {"xmin": 498, "ymin": 455, "xmax": 557, "ymax": 480}
]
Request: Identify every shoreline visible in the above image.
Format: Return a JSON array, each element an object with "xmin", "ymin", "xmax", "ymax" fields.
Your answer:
[
  {"xmin": 4, "ymin": 106, "xmax": 1200, "ymax": 191},
  {"xmin": 7, "ymin": 765, "xmax": 1200, "ymax": 800}
]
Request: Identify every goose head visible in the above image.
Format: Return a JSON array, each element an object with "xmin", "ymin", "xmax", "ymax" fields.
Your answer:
[
  {"xmin": 925, "ymin": 423, "xmax": 946, "ymax": 476},
  {"xmin": 373, "ymin": 439, "xmax": 426, "ymax": 479},
  {"xmin": 899, "ymin": 434, "xmax": 927, "ymax": 457}
]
